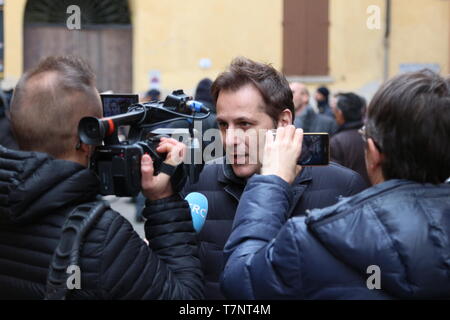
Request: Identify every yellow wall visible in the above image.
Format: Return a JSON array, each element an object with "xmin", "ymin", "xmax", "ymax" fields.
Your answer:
[
  {"xmin": 326, "ymin": 0, "xmax": 449, "ymax": 96},
  {"xmin": 130, "ymin": 0, "xmax": 282, "ymax": 95},
  {"xmin": 328, "ymin": 0, "xmax": 385, "ymax": 93},
  {"xmin": 3, "ymin": 0, "xmax": 26, "ymax": 88},
  {"xmin": 389, "ymin": 0, "xmax": 449, "ymax": 77},
  {"xmin": 2, "ymin": 0, "xmax": 449, "ymax": 96}
]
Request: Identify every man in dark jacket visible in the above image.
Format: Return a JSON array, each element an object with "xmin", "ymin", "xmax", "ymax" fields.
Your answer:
[
  {"xmin": 222, "ymin": 70, "xmax": 450, "ymax": 299},
  {"xmin": 330, "ymin": 92, "xmax": 370, "ymax": 185},
  {"xmin": 291, "ymin": 82, "xmax": 337, "ymax": 135},
  {"xmin": 0, "ymin": 56, "xmax": 203, "ymax": 299},
  {"xmin": 183, "ymin": 57, "xmax": 367, "ymax": 299}
]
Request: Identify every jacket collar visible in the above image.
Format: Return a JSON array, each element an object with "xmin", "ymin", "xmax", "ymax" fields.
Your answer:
[
  {"xmin": 216, "ymin": 163, "xmax": 246, "ymax": 202},
  {"xmin": 305, "ymin": 179, "xmax": 414, "ymax": 224},
  {"xmin": 336, "ymin": 120, "xmax": 364, "ymax": 134},
  {"xmin": 218, "ymin": 160, "xmax": 313, "ymax": 215}
]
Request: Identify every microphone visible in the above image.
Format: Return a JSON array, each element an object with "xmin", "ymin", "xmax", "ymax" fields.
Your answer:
[{"xmin": 184, "ymin": 192, "xmax": 208, "ymax": 233}]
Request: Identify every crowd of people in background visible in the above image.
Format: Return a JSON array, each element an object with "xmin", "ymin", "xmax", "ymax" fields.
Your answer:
[{"xmin": 0, "ymin": 70, "xmax": 371, "ymax": 182}]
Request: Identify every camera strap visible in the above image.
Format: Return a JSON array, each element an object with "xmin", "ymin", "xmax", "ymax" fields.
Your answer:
[
  {"xmin": 44, "ymin": 201, "xmax": 109, "ymax": 300},
  {"xmin": 159, "ymin": 162, "xmax": 188, "ymax": 193},
  {"xmin": 159, "ymin": 162, "xmax": 178, "ymax": 177}
]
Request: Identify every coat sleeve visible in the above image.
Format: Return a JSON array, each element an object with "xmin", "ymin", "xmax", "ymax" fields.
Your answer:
[
  {"xmin": 98, "ymin": 195, "xmax": 203, "ymax": 300},
  {"xmin": 221, "ymin": 174, "xmax": 306, "ymax": 299}
]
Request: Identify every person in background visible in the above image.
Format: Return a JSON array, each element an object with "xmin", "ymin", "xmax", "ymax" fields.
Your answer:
[
  {"xmin": 0, "ymin": 89, "xmax": 18, "ymax": 150},
  {"xmin": 315, "ymin": 86, "xmax": 334, "ymax": 119},
  {"xmin": 330, "ymin": 92, "xmax": 370, "ymax": 185},
  {"xmin": 290, "ymin": 82, "xmax": 337, "ymax": 135},
  {"xmin": 194, "ymin": 78, "xmax": 218, "ymax": 133},
  {"xmin": 143, "ymin": 88, "xmax": 161, "ymax": 102}
]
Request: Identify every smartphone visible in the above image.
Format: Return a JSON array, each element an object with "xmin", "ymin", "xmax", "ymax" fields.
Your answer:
[
  {"xmin": 298, "ymin": 133, "xmax": 329, "ymax": 166},
  {"xmin": 270, "ymin": 130, "xmax": 329, "ymax": 166},
  {"xmin": 100, "ymin": 94, "xmax": 139, "ymax": 117}
]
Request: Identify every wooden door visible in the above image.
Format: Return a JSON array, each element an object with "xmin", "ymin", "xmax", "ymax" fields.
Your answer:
[{"xmin": 24, "ymin": 25, "xmax": 132, "ymax": 93}]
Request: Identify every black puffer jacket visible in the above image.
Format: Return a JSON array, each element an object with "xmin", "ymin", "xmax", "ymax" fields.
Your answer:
[
  {"xmin": 0, "ymin": 146, "xmax": 203, "ymax": 299},
  {"xmin": 182, "ymin": 159, "xmax": 368, "ymax": 299},
  {"xmin": 0, "ymin": 117, "xmax": 18, "ymax": 150}
]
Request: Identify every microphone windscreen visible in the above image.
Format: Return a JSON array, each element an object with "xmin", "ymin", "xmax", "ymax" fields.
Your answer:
[{"xmin": 185, "ymin": 192, "xmax": 208, "ymax": 233}]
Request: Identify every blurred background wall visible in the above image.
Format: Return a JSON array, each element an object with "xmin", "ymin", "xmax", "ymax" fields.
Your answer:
[{"xmin": 1, "ymin": 0, "xmax": 449, "ymax": 100}]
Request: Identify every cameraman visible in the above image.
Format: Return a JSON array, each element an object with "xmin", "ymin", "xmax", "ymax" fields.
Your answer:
[
  {"xmin": 221, "ymin": 70, "xmax": 450, "ymax": 299},
  {"xmin": 0, "ymin": 56, "xmax": 203, "ymax": 299}
]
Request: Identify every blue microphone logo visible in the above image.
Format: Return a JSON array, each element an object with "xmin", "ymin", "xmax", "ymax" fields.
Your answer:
[{"xmin": 185, "ymin": 192, "xmax": 208, "ymax": 233}]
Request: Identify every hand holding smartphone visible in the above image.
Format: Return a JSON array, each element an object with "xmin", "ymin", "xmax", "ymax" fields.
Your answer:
[{"xmin": 270, "ymin": 129, "xmax": 329, "ymax": 166}]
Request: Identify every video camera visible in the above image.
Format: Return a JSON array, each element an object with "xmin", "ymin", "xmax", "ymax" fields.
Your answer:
[{"xmin": 78, "ymin": 90, "xmax": 210, "ymax": 197}]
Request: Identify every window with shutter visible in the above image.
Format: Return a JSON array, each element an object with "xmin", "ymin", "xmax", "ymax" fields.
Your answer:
[{"xmin": 283, "ymin": 0, "xmax": 329, "ymax": 76}]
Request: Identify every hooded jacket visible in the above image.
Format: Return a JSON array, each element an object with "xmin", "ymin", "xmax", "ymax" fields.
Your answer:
[
  {"xmin": 222, "ymin": 175, "xmax": 450, "ymax": 299},
  {"xmin": 0, "ymin": 146, "xmax": 203, "ymax": 299}
]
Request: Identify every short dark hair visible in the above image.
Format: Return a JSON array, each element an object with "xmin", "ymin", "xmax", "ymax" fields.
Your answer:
[
  {"xmin": 367, "ymin": 69, "xmax": 450, "ymax": 184},
  {"xmin": 10, "ymin": 56, "xmax": 101, "ymax": 158},
  {"xmin": 195, "ymin": 78, "xmax": 214, "ymax": 107},
  {"xmin": 146, "ymin": 89, "xmax": 161, "ymax": 101},
  {"xmin": 336, "ymin": 92, "xmax": 365, "ymax": 122},
  {"xmin": 211, "ymin": 57, "xmax": 294, "ymax": 124}
]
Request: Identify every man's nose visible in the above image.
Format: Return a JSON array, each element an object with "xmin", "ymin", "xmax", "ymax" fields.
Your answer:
[{"xmin": 225, "ymin": 128, "xmax": 244, "ymax": 146}]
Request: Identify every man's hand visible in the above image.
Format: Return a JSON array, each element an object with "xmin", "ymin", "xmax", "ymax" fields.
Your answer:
[
  {"xmin": 141, "ymin": 137, "xmax": 186, "ymax": 201},
  {"xmin": 261, "ymin": 125, "xmax": 303, "ymax": 184}
]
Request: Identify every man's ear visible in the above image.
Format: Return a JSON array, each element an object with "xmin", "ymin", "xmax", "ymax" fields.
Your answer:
[
  {"xmin": 78, "ymin": 141, "xmax": 92, "ymax": 156},
  {"xmin": 366, "ymin": 138, "xmax": 382, "ymax": 169},
  {"xmin": 277, "ymin": 108, "xmax": 293, "ymax": 127},
  {"xmin": 365, "ymin": 138, "xmax": 385, "ymax": 185},
  {"xmin": 71, "ymin": 141, "xmax": 92, "ymax": 167},
  {"xmin": 335, "ymin": 108, "xmax": 345, "ymax": 125}
]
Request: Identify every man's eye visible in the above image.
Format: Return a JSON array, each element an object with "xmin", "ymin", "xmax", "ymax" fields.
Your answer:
[
  {"xmin": 240, "ymin": 122, "xmax": 252, "ymax": 128},
  {"xmin": 218, "ymin": 122, "xmax": 228, "ymax": 129}
]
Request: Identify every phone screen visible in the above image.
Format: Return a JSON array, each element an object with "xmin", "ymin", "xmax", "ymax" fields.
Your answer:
[
  {"xmin": 101, "ymin": 94, "xmax": 138, "ymax": 117},
  {"xmin": 298, "ymin": 133, "xmax": 329, "ymax": 166}
]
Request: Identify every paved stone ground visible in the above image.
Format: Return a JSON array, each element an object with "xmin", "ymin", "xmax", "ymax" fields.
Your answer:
[{"xmin": 103, "ymin": 196, "xmax": 145, "ymax": 239}]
